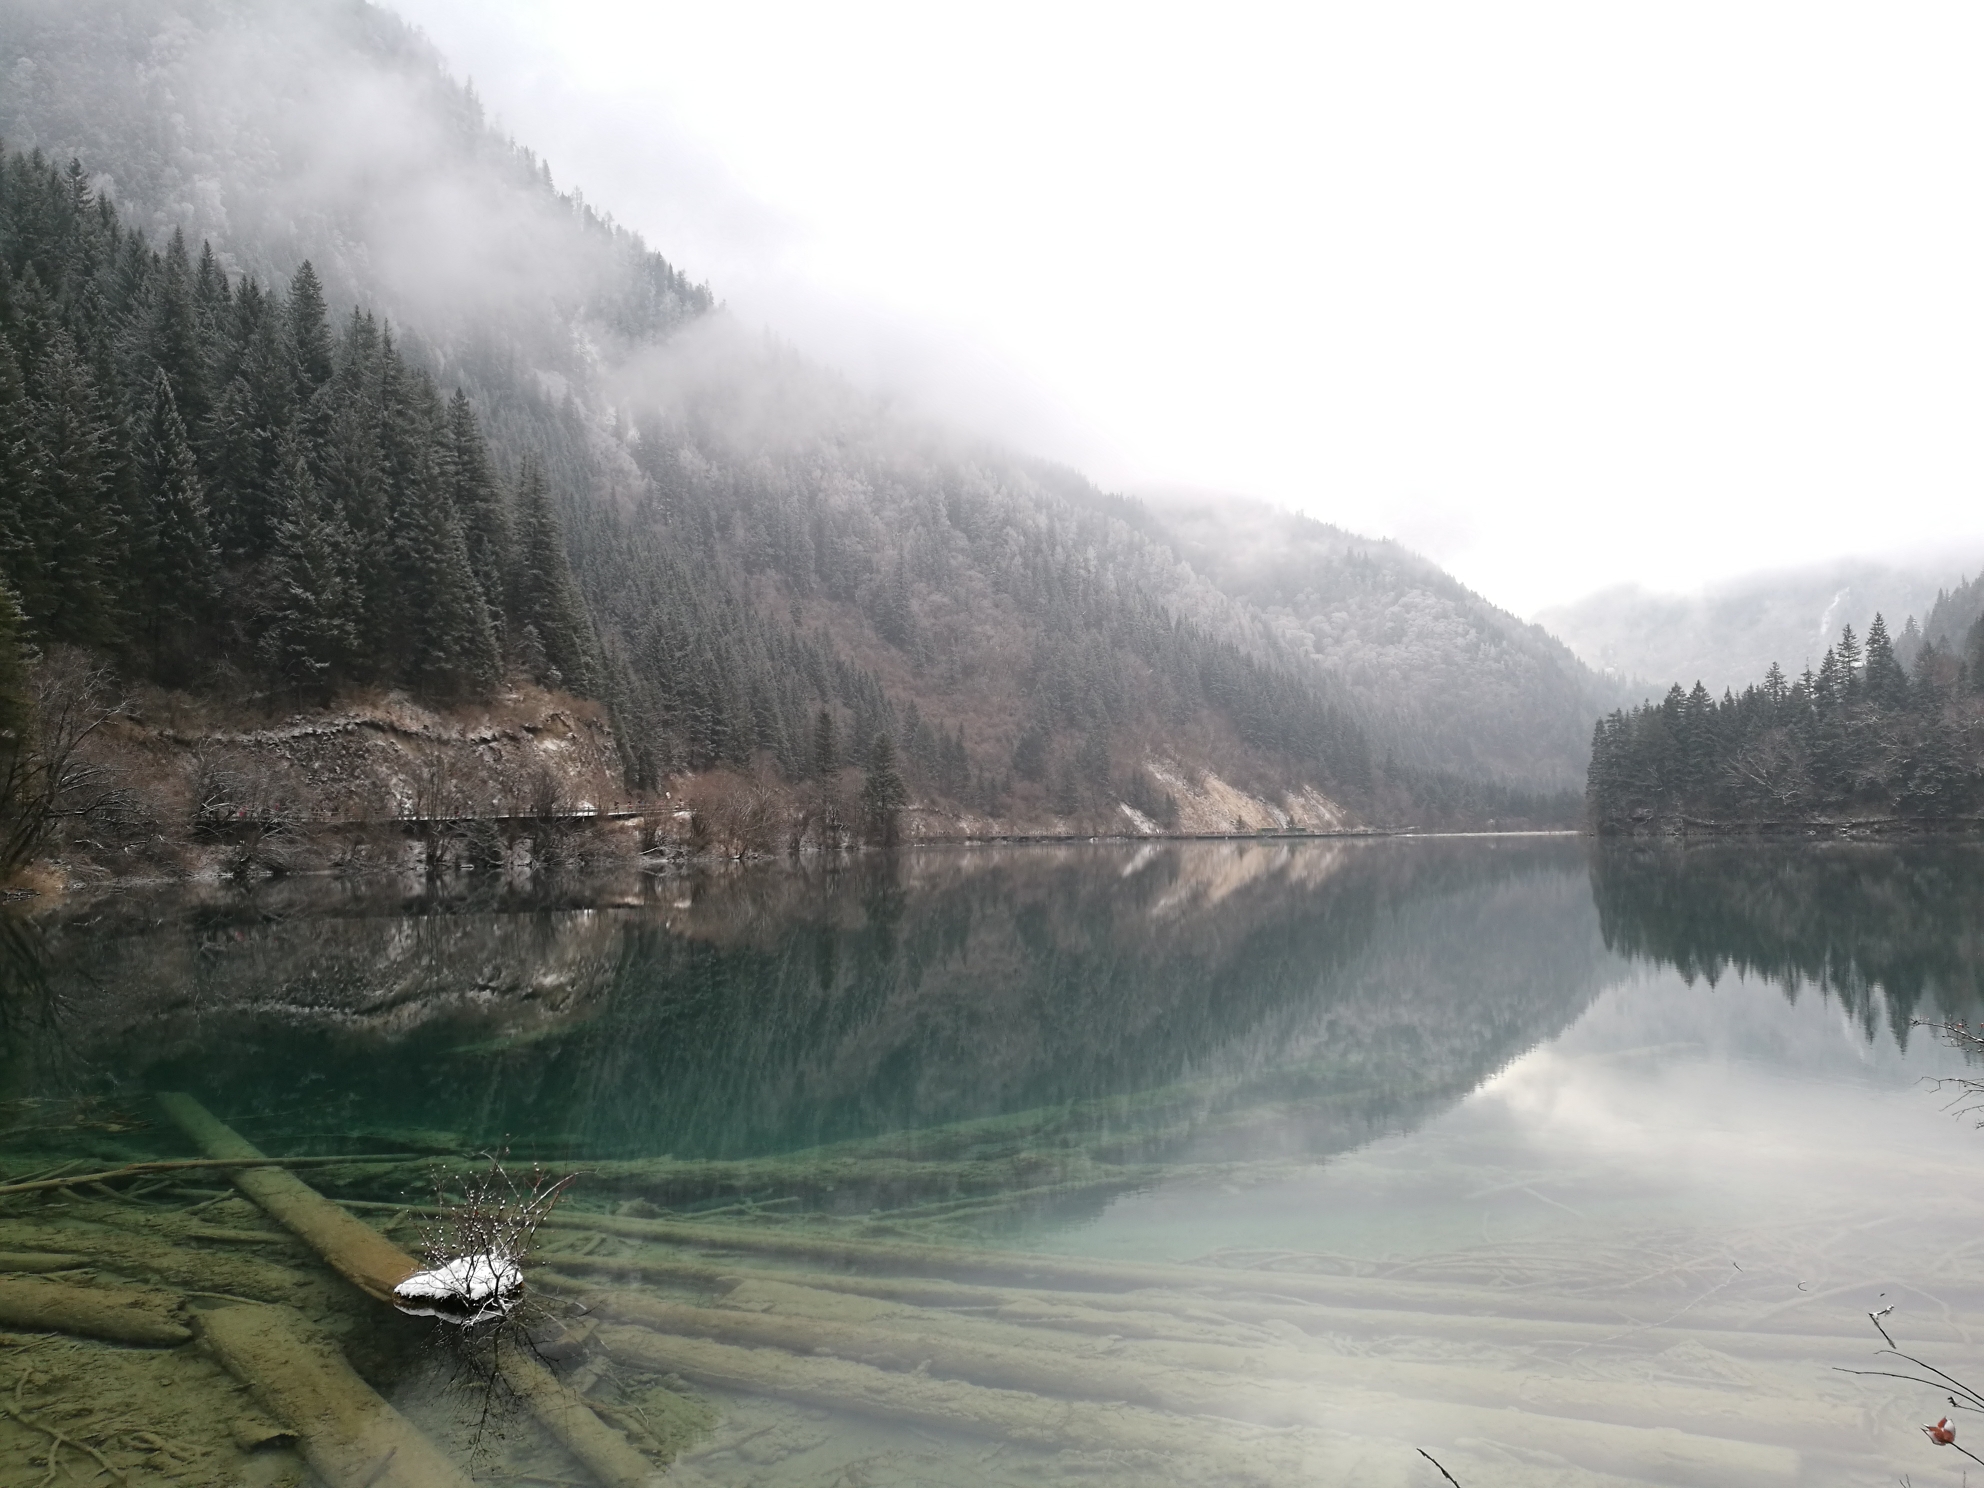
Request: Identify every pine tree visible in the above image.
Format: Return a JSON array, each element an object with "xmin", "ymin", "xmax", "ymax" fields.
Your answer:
[
  {"xmin": 395, "ymin": 447, "xmax": 499, "ymax": 698},
  {"xmin": 142, "ymin": 229, "xmax": 211, "ymax": 434},
  {"xmin": 1863, "ymin": 613, "xmax": 1907, "ymax": 707},
  {"xmin": 128, "ymin": 371, "xmax": 218, "ymax": 675},
  {"xmin": 442, "ymin": 390, "xmax": 510, "ymax": 620},
  {"xmin": 812, "ymin": 706, "xmax": 839, "ymax": 777},
  {"xmin": 27, "ymin": 333, "xmax": 117, "ymax": 645},
  {"xmin": 259, "ymin": 433, "xmax": 358, "ymax": 698},
  {"xmin": 287, "ymin": 261, "xmax": 334, "ymax": 393},
  {"xmin": 0, "ymin": 582, "xmax": 32, "ymax": 758},
  {"xmin": 0, "ymin": 336, "xmax": 45, "ymax": 632},
  {"xmin": 861, "ymin": 730, "xmax": 907, "ymax": 846},
  {"xmin": 510, "ymin": 456, "xmax": 595, "ymax": 691},
  {"xmin": 1836, "ymin": 623, "xmax": 1862, "ymax": 692}
]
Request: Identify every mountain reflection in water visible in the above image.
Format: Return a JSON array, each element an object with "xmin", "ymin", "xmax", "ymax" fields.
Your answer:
[
  {"xmin": 5, "ymin": 841, "xmax": 1984, "ymax": 1485},
  {"xmin": 0, "ymin": 839, "xmax": 1610, "ymax": 1173}
]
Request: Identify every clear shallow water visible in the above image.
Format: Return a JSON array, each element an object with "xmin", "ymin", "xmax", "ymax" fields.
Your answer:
[{"xmin": 1, "ymin": 839, "xmax": 1982, "ymax": 1487}]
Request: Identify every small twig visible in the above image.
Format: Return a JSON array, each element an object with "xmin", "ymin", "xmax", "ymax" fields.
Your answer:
[
  {"xmin": 1418, "ymin": 1447, "xmax": 1462, "ymax": 1486},
  {"xmin": 0, "ymin": 1380, "xmax": 129, "ymax": 1485}
]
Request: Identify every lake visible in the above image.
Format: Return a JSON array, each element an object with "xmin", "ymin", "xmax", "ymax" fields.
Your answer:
[{"xmin": 1, "ymin": 837, "xmax": 1981, "ymax": 1487}]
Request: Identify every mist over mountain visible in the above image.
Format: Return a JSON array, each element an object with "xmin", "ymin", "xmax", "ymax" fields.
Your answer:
[
  {"xmin": 0, "ymin": 0, "xmax": 1606, "ymax": 832},
  {"xmin": 1538, "ymin": 559, "xmax": 1960, "ymax": 697},
  {"xmin": 1141, "ymin": 490, "xmax": 1626, "ymax": 791}
]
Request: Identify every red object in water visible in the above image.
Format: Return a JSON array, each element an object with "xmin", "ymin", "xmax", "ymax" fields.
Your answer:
[{"xmin": 1924, "ymin": 1417, "xmax": 1957, "ymax": 1446}]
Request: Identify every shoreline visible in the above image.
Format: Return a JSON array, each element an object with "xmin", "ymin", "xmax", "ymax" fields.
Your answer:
[{"xmin": 9, "ymin": 826, "xmax": 1597, "ymax": 907}]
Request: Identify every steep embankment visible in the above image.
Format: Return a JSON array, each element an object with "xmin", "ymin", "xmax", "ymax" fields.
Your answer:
[{"xmin": 35, "ymin": 685, "xmax": 630, "ymax": 889}]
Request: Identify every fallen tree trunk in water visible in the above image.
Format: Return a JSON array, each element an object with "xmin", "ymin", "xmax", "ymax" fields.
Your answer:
[
  {"xmin": 535, "ymin": 1249, "xmax": 1872, "ymax": 1362},
  {"xmin": 0, "ymin": 1218, "xmax": 311, "ymax": 1303},
  {"xmin": 0, "ymin": 1275, "xmax": 190, "ymax": 1345},
  {"xmin": 156, "ymin": 1093, "xmax": 420, "ymax": 1304},
  {"xmin": 198, "ymin": 1304, "xmax": 476, "ymax": 1488},
  {"xmin": 569, "ymin": 1276, "xmax": 1849, "ymax": 1446},
  {"xmin": 156, "ymin": 1092, "xmax": 658, "ymax": 1488},
  {"xmin": 0, "ymin": 1154, "xmax": 419, "ymax": 1199},
  {"xmin": 593, "ymin": 1316, "xmax": 1800, "ymax": 1486},
  {"xmin": 0, "ymin": 1251, "xmax": 88, "ymax": 1273},
  {"xmin": 593, "ymin": 1321, "xmax": 1313, "ymax": 1470}
]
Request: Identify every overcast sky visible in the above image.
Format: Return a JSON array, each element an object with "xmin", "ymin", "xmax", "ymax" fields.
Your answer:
[{"xmin": 391, "ymin": 0, "xmax": 1984, "ymax": 615}]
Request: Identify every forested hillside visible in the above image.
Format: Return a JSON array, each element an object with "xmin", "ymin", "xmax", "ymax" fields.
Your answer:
[
  {"xmin": 1538, "ymin": 561, "xmax": 1951, "ymax": 698},
  {"xmin": 0, "ymin": 0, "xmax": 1595, "ymax": 839},
  {"xmin": 0, "ymin": 154, "xmax": 597, "ymax": 700},
  {"xmin": 1144, "ymin": 494, "xmax": 1621, "ymax": 792},
  {"xmin": 1587, "ymin": 615, "xmax": 1984, "ymax": 831},
  {"xmin": 1899, "ymin": 571, "xmax": 1984, "ymax": 668}
]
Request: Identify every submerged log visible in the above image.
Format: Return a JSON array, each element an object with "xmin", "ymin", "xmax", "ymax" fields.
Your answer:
[
  {"xmin": 0, "ymin": 1219, "xmax": 308, "ymax": 1302},
  {"xmin": 0, "ymin": 1252, "xmax": 88, "ymax": 1273},
  {"xmin": 536, "ymin": 1250, "xmax": 1873, "ymax": 1360},
  {"xmin": 156, "ymin": 1093, "xmax": 418, "ymax": 1304},
  {"xmin": 0, "ymin": 1154, "xmax": 418, "ymax": 1199},
  {"xmin": 594, "ymin": 1317, "xmax": 1799, "ymax": 1486},
  {"xmin": 593, "ymin": 1322, "xmax": 1311, "ymax": 1469},
  {"xmin": 600, "ymin": 1307, "xmax": 1798, "ymax": 1484},
  {"xmin": 0, "ymin": 1275, "xmax": 190, "ymax": 1346},
  {"xmin": 571, "ymin": 1276, "xmax": 1850, "ymax": 1446},
  {"xmin": 156, "ymin": 1092, "xmax": 658, "ymax": 1488},
  {"xmin": 528, "ymin": 1210, "xmax": 1892, "ymax": 1343},
  {"xmin": 198, "ymin": 1304, "xmax": 476, "ymax": 1488}
]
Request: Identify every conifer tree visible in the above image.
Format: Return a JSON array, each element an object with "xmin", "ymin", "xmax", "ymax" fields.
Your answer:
[
  {"xmin": 442, "ymin": 390, "xmax": 510, "ymax": 619},
  {"xmin": 510, "ymin": 456, "xmax": 595, "ymax": 691},
  {"xmin": 128, "ymin": 371, "xmax": 218, "ymax": 675},
  {"xmin": 812, "ymin": 706, "xmax": 839, "ymax": 777},
  {"xmin": 393, "ymin": 443, "xmax": 499, "ymax": 698},
  {"xmin": 0, "ymin": 337, "xmax": 44, "ymax": 631},
  {"xmin": 861, "ymin": 730, "xmax": 907, "ymax": 846},
  {"xmin": 286, "ymin": 261, "xmax": 334, "ymax": 393},
  {"xmin": 27, "ymin": 333, "xmax": 117, "ymax": 646},
  {"xmin": 143, "ymin": 230, "xmax": 210, "ymax": 433},
  {"xmin": 259, "ymin": 433, "xmax": 358, "ymax": 698},
  {"xmin": 0, "ymin": 583, "xmax": 32, "ymax": 760},
  {"xmin": 1862, "ymin": 613, "xmax": 1907, "ymax": 706}
]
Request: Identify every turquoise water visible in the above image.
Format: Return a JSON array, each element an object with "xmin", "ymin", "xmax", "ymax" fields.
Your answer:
[{"xmin": 1, "ymin": 838, "xmax": 1982, "ymax": 1486}]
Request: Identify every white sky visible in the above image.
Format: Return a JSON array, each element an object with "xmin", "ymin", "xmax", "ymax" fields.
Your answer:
[{"xmin": 391, "ymin": 0, "xmax": 1984, "ymax": 615}]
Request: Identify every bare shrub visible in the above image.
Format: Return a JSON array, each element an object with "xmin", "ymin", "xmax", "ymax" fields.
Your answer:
[
  {"xmin": 0, "ymin": 650, "xmax": 133, "ymax": 878},
  {"xmin": 522, "ymin": 762, "xmax": 563, "ymax": 818},
  {"xmin": 680, "ymin": 771, "xmax": 786, "ymax": 857}
]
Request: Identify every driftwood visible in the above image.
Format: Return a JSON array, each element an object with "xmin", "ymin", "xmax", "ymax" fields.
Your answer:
[
  {"xmin": 0, "ymin": 1275, "xmax": 189, "ymax": 1346},
  {"xmin": 157, "ymin": 1092, "xmax": 657, "ymax": 1488},
  {"xmin": 198, "ymin": 1304, "xmax": 476, "ymax": 1488}
]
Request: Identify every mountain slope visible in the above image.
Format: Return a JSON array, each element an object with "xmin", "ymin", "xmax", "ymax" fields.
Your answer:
[
  {"xmin": 1538, "ymin": 560, "xmax": 1957, "ymax": 697},
  {"xmin": 1142, "ymin": 493, "xmax": 1624, "ymax": 792},
  {"xmin": 0, "ymin": 0, "xmax": 1597, "ymax": 830}
]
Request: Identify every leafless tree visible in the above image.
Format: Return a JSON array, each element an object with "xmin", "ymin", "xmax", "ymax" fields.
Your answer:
[{"xmin": 0, "ymin": 650, "xmax": 130, "ymax": 878}]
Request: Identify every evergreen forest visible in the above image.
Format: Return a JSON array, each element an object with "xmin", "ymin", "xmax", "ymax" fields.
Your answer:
[
  {"xmin": 0, "ymin": 150, "xmax": 598, "ymax": 702},
  {"xmin": 1586, "ymin": 613, "xmax": 1984, "ymax": 830}
]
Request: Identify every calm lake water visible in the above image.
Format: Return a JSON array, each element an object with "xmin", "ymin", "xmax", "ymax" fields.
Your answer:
[{"xmin": 1, "ymin": 837, "xmax": 1982, "ymax": 1487}]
